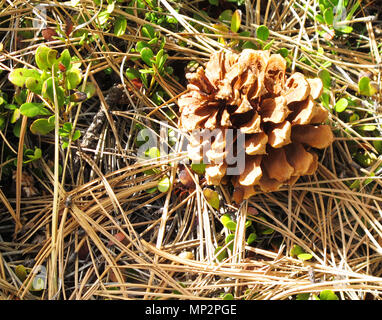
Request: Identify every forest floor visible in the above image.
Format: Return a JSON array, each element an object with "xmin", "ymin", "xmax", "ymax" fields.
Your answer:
[{"xmin": 0, "ymin": 0, "xmax": 382, "ymax": 300}]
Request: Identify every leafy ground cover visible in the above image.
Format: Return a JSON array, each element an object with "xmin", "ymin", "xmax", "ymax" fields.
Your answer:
[{"xmin": 0, "ymin": 0, "xmax": 381, "ymax": 300}]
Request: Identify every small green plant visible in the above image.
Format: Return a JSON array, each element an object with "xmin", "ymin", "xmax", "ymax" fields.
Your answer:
[
  {"xmin": 8, "ymin": 45, "xmax": 93, "ymax": 135},
  {"xmin": 14, "ymin": 264, "xmax": 46, "ymax": 293},
  {"xmin": 127, "ymin": 26, "xmax": 172, "ymax": 89},
  {"xmin": 290, "ymin": 244, "xmax": 313, "ymax": 261},
  {"xmin": 219, "ymin": 214, "xmax": 258, "ymax": 260},
  {"xmin": 309, "ymin": 0, "xmax": 359, "ymax": 39},
  {"xmin": 214, "ymin": 246, "xmax": 228, "ymax": 262},
  {"xmin": 210, "ymin": 9, "xmax": 272, "ymax": 51},
  {"xmin": 297, "ymin": 289, "xmax": 339, "ymax": 300},
  {"xmin": 358, "ymin": 76, "xmax": 377, "ymax": 97},
  {"xmin": 4, "ymin": 44, "xmax": 97, "ymax": 178},
  {"xmin": 220, "ymin": 292, "xmax": 234, "ymax": 300},
  {"xmin": 139, "ymin": 145, "xmax": 173, "ymax": 194},
  {"xmin": 191, "ymin": 162, "xmax": 206, "ymax": 175},
  {"xmin": 59, "ymin": 122, "xmax": 81, "ymax": 149}
]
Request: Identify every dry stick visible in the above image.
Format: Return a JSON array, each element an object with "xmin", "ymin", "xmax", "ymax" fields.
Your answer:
[
  {"xmin": 60, "ymin": 63, "xmax": 92, "ymax": 186},
  {"xmin": 15, "ymin": 91, "xmax": 33, "ymax": 234},
  {"xmin": 48, "ymin": 66, "xmax": 61, "ymax": 299},
  {"xmin": 0, "ymin": 189, "xmax": 21, "ymax": 230},
  {"xmin": 290, "ymin": 0, "xmax": 310, "ymax": 73},
  {"xmin": 233, "ymin": 202, "xmax": 247, "ymax": 297}
]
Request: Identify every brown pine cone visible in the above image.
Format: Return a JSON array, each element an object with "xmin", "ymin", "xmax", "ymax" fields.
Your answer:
[{"xmin": 178, "ymin": 49, "xmax": 333, "ymax": 202}]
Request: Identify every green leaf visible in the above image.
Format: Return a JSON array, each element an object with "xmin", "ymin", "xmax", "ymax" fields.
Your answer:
[
  {"xmin": 146, "ymin": 186, "xmax": 158, "ymax": 194},
  {"xmin": 13, "ymin": 118, "xmax": 21, "ymax": 137},
  {"xmin": 324, "ymin": 7, "xmax": 334, "ymax": 25},
  {"xmin": 214, "ymin": 246, "xmax": 228, "ymax": 262},
  {"xmin": 247, "ymin": 232, "xmax": 257, "ymax": 245},
  {"xmin": 147, "ymin": 37, "xmax": 158, "ymax": 46},
  {"xmin": 30, "ymin": 118, "xmax": 55, "ymax": 135},
  {"xmin": 24, "ymin": 147, "xmax": 42, "ymax": 163},
  {"xmin": 145, "ymin": 147, "xmax": 160, "ymax": 159},
  {"xmin": 10, "ymin": 108, "xmax": 20, "ymax": 124},
  {"xmin": 358, "ymin": 76, "xmax": 377, "ymax": 96},
  {"xmin": 25, "ymin": 77, "xmax": 43, "ymax": 94},
  {"xmin": 218, "ymin": 9, "xmax": 233, "ymax": 25},
  {"xmin": 320, "ymin": 91, "xmax": 330, "ymax": 108},
  {"xmin": 225, "ymin": 234, "xmax": 235, "ymax": 251},
  {"xmin": 315, "ymin": 14, "xmax": 325, "ymax": 24},
  {"xmin": 220, "ymin": 214, "xmax": 237, "ymax": 231},
  {"xmin": 256, "ymin": 25, "xmax": 269, "ymax": 41},
  {"xmin": 191, "ymin": 162, "xmax": 206, "ymax": 175},
  {"xmin": 59, "ymin": 49, "xmax": 71, "ymax": 70},
  {"xmin": 142, "ymin": 24, "xmax": 156, "ymax": 39},
  {"xmin": 98, "ymin": 10, "xmax": 110, "ymax": 25},
  {"xmin": 373, "ymin": 140, "xmax": 382, "ymax": 154},
  {"xmin": 5, "ymin": 104, "xmax": 17, "ymax": 111},
  {"xmin": 319, "ymin": 290, "xmax": 339, "ymax": 300},
  {"xmin": 62, "ymin": 122, "xmax": 72, "ymax": 132},
  {"xmin": 72, "ymin": 129, "xmax": 81, "ymax": 141},
  {"xmin": 355, "ymin": 151, "xmax": 376, "ymax": 167},
  {"xmin": 296, "ymin": 293, "xmax": 310, "ymax": 300},
  {"xmin": 276, "ymin": 48, "xmax": 289, "ymax": 58},
  {"xmin": 359, "ymin": 125, "xmax": 376, "ymax": 132},
  {"xmin": 297, "ymin": 253, "xmax": 313, "ymax": 261},
  {"xmin": 158, "ymin": 176, "xmax": 170, "ymax": 193},
  {"xmin": 83, "ymin": 82, "xmax": 96, "ymax": 99},
  {"xmin": 336, "ymin": 25, "xmax": 353, "ymax": 33},
  {"xmin": 262, "ymin": 227, "xmax": 274, "ymax": 235},
  {"xmin": 0, "ymin": 116, "xmax": 5, "ymax": 130},
  {"xmin": 203, "ymin": 188, "xmax": 220, "ymax": 210},
  {"xmin": 155, "ymin": 49, "xmax": 164, "ymax": 67},
  {"xmin": 140, "ymin": 47, "xmax": 154, "ymax": 66},
  {"xmin": 114, "ymin": 16, "xmax": 127, "ymax": 36},
  {"xmin": 334, "ymin": 98, "xmax": 348, "ymax": 112},
  {"xmin": 47, "ymin": 49, "xmax": 58, "ymax": 69},
  {"xmin": 8, "ymin": 68, "xmax": 41, "ymax": 87},
  {"xmin": 241, "ymin": 41, "xmax": 257, "ymax": 50},
  {"xmin": 65, "ymin": 68, "xmax": 82, "ymax": 90},
  {"xmin": 262, "ymin": 38, "xmax": 275, "ymax": 50},
  {"xmin": 15, "ymin": 265, "xmax": 27, "ymax": 282},
  {"xmin": 35, "ymin": 45, "xmax": 52, "ymax": 71},
  {"xmin": 20, "ymin": 102, "xmax": 51, "ymax": 117},
  {"xmin": 42, "ymin": 78, "xmax": 65, "ymax": 107},
  {"xmin": 135, "ymin": 41, "xmax": 150, "ymax": 53},
  {"xmin": 318, "ymin": 69, "xmax": 331, "ymax": 89},
  {"xmin": 239, "ymin": 30, "xmax": 251, "ymax": 37},
  {"xmin": 222, "ymin": 293, "xmax": 234, "ymax": 300},
  {"xmin": 290, "ymin": 244, "xmax": 304, "ymax": 257},
  {"xmin": 106, "ymin": 2, "xmax": 115, "ymax": 13},
  {"xmin": 231, "ymin": 9, "xmax": 242, "ymax": 33}
]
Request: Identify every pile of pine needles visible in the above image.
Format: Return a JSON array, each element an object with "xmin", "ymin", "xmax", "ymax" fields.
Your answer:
[{"xmin": 0, "ymin": 0, "xmax": 382, "ymax": 300}]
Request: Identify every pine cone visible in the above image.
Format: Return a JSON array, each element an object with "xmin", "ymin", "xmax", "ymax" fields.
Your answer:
[{"xmin": 178, "ymin": 49, "xmax": 333, "ymax": 201}]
